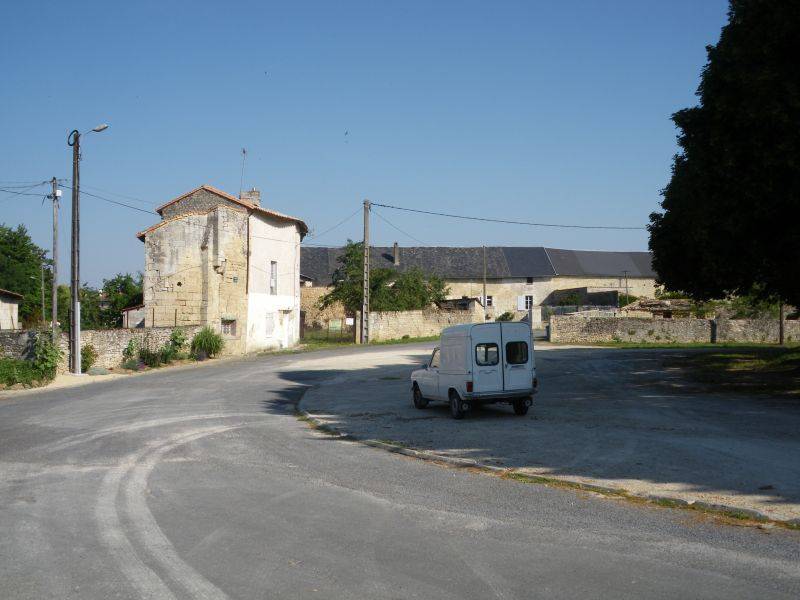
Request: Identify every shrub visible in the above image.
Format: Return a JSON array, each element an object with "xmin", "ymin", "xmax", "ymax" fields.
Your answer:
[
  {"xmin": 81, "ymin": 345, "xmax": 98, "ymax": 373},
  {"xmin": 122, "ymin": 357, "xmax": 140, "ymax": 371},
  {"xmin": 169, "ymin": 328, "xmax": 186, "ymax": 352},
  {"xmin": 0, "ymin": 358, "xmax": 39, "ymax": 387},
  {"xmin": 495, "ymin": 311, "xmax": 515, "ymax": 322},
  {"xmin": 191, "ymin": 326, "xmax": 224, "ymax": 358},
  {"xmin": 123, "ymin": 338, "xmax": 139, "ymax": 361},
  {"xmin": 32, "ymin": 335, "xmax": 61, "ymax": 382},
  {"xmin": 138, "ymin": 346, "xmax": 162, "ymax": 368},
  {"xmin": 158, "ymin": 344, "xmax": 177, "ymax": 364}
]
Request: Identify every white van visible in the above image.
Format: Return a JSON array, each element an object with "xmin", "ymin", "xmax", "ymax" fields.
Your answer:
[{"xmin": 410, "ymin": 322, "xmax": 538, "ymax": 419}]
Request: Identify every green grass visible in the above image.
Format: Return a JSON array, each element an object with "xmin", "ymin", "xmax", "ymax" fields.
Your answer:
[{"xmin": 0, "ymin": 358, "xmax": 43, "ymax": 387}]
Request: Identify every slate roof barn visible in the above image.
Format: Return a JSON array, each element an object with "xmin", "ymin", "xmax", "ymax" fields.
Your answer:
[{"xmin": 301, "ymin": 246, "xmax": 656, "ymax": 286}]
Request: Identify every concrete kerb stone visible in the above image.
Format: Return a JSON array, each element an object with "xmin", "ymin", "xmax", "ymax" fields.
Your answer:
[{"xmin": 296, "ymin": 404, "xmax": 789, "ymax": 528}]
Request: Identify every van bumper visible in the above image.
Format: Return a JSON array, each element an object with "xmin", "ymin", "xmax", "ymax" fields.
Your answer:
[{"xmin": 464, "ymin": 388, "xmax": 534, "ymax": 402}]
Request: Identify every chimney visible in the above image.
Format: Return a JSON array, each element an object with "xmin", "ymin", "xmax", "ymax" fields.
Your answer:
[
  {"xmin": 240, "ymin": 187, "xmax": 261, "ymax": 207},
  {"xmin": 393, "ymin": 242, "xmax": 400, "ymax": 266}
]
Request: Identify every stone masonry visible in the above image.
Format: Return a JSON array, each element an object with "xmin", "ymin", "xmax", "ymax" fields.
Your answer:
[{"xmin": 549, "ymin": 315, "xmax": 800, "ymax": 344}]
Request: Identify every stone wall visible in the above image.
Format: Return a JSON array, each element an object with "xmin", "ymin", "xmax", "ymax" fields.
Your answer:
[
  {"xmin": 549, "ymin": 315, "xmax": 800, "ymax": 344},
  {"xmin": 300, "ymin": 286, "xmax": 347, "ymax": 327},
  {"xmin": 358, "ymin": 305, "xmax": 484, "ymax": 342},
  {"xmin": 0, "ymin": 326, "xmax": 201, "ymax": 373}
]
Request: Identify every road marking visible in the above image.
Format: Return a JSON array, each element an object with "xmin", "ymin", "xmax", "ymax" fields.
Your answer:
[{"xmin": 96, "ymin": 427, "xmax": 234, "ymax": 599}]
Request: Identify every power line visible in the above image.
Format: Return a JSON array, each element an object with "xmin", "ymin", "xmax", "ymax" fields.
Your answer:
[
  {"xmin": 370, "ymin": 202, "xmax": 647, "ymax": 230},
  {"xmin": 79, "ymin": 189, "xmax": 157, "ymax": 214},
  {"xmin": 372, "ymin": 208, "xmax": 427, "ymax": 244},
  {"xmin": 308, "ymin": 207, "xmax": 361, "ymax": 240}
]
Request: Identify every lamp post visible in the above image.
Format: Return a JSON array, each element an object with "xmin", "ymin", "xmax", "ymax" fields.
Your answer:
[{"xmin": 67, "ymin": 123, "xmax": 108, "ymax": 374}]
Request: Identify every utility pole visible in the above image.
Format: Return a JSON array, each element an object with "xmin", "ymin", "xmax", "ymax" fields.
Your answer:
[
  {"xmin": 50, "ymin": 177, "xmax": 59, "ymax": 343},
  {"xmin": 622, "ymin": 270, "xmax": 630, "ymax": 305},
  {"xmin": 40, "ymin": 263, "xmax": 46, "ymax": 328},
  {"xmin": 482, "ymin": 245, "xmax": 487, "ymax": 320},
  {"xmin": 68, "ymin": 130, "xmax": 82, "ymax": 374},
  {"xmin": 361, "ymin": 199, "xmax": 371, "ymax": 344},
  {"xmin": 779, "ymin": 301, "xmax": 785, "ymax": 346}
]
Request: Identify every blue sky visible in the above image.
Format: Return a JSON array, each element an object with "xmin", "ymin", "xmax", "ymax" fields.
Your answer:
[{"xmin": 0, "ymin": 0, "xmax": 728, "ymax": 286}]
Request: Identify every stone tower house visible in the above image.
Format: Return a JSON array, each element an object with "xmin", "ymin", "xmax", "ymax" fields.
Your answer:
[{"xmin": 137, "ymin": 185, "xmax": 308, "ymax": 353}]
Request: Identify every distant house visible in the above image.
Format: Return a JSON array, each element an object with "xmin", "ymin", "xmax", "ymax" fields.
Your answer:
[
  {"xmin": 136, "ymin": 184, "xmax": 308, "ymax": 352},
  {"xmin": 301, "ymin": 245, "xmax": 657, "ymax": 322},
  {"xmin": 0, "ymin": 289, "xmax": 22, "ymax": 330},
  {"xmin": 121, "ymin": 304, "xmax": 146, "ymax": 328}
]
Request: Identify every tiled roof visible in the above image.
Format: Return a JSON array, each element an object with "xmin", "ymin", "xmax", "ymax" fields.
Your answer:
[
  {"xmin": 0, "ymin": 288, "xmax": 23, "ymax": 300},
  {"xmin": 301, "ymin": 246, "xmax": 656, "ymax": 286},
  {"xmin": 154, "ymin": 184, "xmax": 308, "ymax": 234}
]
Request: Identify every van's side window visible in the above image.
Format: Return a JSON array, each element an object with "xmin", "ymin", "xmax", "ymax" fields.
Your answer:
[
  {"xmin": 475, "ymin": 343, "xmax": 499, "ymax": 366},
  {"xmin": 506, "ymin": 341, "xmax": 529, "ymax": 365},
  {"xmin": 429, "ymin": 348, "xmax": 440, "ymax": 369}
]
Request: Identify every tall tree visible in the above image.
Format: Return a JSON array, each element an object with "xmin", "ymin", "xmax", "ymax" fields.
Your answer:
[
  {"xmin": 648, "ymin": 0, "xmax": 800, "ymax": 306},
  {"xmin": 99, "ymin": 273, "xmax": 143, "ymax": 328},
  {"xmin": 319, "ymin": 241, "xmax": 449, "ymax": 313},
  {"xmin": 0, "ymin": 224, "xmax": 53, "ymax": 326}
]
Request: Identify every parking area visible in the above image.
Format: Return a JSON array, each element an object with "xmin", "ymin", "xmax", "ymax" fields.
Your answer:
[{"xmin": 298, "ymin": 344, "xmax": 800, "ymax": 522}]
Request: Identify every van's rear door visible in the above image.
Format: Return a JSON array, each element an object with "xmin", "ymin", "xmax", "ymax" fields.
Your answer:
[
  {"xmin": 501, "ymin": 322, "xmax": 532, "ymax": 392},
  {"xmin": 471, "ymin": 324, "xmax": 503, "ymax": 393}
]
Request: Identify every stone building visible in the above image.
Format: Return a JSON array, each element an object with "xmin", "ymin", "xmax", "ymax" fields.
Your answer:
[
  {"xmin": 301, "ymin": 245, "xmax": 657, "ymax": 322},
  {"xmin": 0, "ymin": 289, "xmax": 22, "ymax": 330},
  {"xmin": 137, "ymin": 185, "xmax": 307, "ymax": 353}
]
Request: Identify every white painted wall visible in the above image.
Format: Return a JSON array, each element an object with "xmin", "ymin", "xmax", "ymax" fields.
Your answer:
[
  {"xmin": 246, "ymin": 214, "xmax": 301, "ymax": 351},
  {"xmin": 0, "ymin": 298, "xmax": 20, "ymax": 330}
]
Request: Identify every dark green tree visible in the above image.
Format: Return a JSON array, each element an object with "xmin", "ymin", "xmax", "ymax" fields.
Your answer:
[
  {"xmin": 648, "ymin": 0, "xmax": 800, "ymax": 307},
  {"xmin": 319, "ymin": 241, "xmax": 449, "ymax": 313},
  {"xmin": 99, "ymin": 273, "xmax": 143, "ymax": 328},
  {"xmin": 0, "ymin": 224, "xmax": 53, "ymax": 326}
]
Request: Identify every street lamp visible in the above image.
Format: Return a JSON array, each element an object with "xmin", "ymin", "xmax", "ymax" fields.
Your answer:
[{"xmin": 67, "ymin": 123, "xmax": 109, "ymax": 374}]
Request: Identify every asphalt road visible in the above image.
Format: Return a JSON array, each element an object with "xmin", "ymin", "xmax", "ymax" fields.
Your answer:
[{"xmin": 1, "ymin": 344, "xmax": 798, "ymax": 599}]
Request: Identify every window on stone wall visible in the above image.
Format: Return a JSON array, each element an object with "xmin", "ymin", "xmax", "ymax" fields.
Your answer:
[
  {"xmin": 526, "ymin": 277, "xmax": 534, "ymax": 284},
  {"xmin": 525, "ymin": 295, "xmax": 534, "ymax": 309},
  {"xmin": 486, "ymin": 295, "xmax": 493, "ymax": 307},
  {"xmin": 221, "ymin": 319, "xmax": 237, "ymax": 337},
  {"xmin": 269, "ymin": 261, "xmax": 277, "ymax": 295}
]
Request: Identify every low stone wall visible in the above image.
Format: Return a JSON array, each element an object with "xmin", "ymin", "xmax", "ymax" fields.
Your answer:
[
  {"xmin": 358, "ymin": 306, "xmax": 484, "ymax": 342},
  {"xmin": 549, "ymin": 316, "xmax": 800, "ymax": 344},
  {"xmin": 0, "ymin": 326, "xmax": 201, "ymax": 373}
]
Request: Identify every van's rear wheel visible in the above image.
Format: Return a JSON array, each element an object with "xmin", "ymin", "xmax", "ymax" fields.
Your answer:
[
  {"xmin": 449, "ymin": 390, "xmax": 466, "ymax": 420},
  {"xmin": 512, "ymin": 398, "xmax": 530, "ymax": 416},
  {"xmin": 412, "ymin": 384, "xmax": 428, "ymax": 409}
]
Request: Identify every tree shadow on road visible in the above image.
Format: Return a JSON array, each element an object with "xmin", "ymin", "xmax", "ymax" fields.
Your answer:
[{"xmin": 273, "ymin": 346, "xmax": 800, "ymax": 517}]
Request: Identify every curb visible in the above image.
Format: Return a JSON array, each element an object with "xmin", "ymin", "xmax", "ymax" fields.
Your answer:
[{"xmin": 296, "ymin": 408, "xmax": 798, "ymax": 529}]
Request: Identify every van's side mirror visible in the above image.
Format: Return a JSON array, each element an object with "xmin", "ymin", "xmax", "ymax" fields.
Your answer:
[{"xmin": 421, "ymin": 363, "xmax": 429, "ymax": 370}]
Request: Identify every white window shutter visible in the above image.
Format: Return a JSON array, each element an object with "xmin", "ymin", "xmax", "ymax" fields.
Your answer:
[{"xmin": 517, "ymin": 295, "xmax": 527, "ymax": 311}]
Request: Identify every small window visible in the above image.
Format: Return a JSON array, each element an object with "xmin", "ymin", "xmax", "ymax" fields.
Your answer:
[
  {"xmin": 429, "ymin": 348, "xmax": 440, "ymax": 369},
  {"xmin": 525, "ymin": 295, "xmax": 534, "ymax": 309},
  {"xmin": 486, "ymin": 295, "xmax": 493, "ymax": 307},
  {"xmin": 506, "ymin": 341, "xmax": 528, "ymax": 365},
  {"xmin": 526, "ymin": 277, "xmax": 533, "ymax": 284},
  {"xmin": 221, "ymin": 319, "xmax": 237, "ymax": 336},
  {"xmin": 475, "ymin": 343, "xmax": 499, "ymax": 366},
  {"xmin": 269, "ymin": 261, "xmax": 278, "ymax": 295}
]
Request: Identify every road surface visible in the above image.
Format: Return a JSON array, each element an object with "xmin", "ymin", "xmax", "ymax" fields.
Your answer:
[{"xmin": 1, "ymin": 344, "xmax": 798, "ymax": 599}]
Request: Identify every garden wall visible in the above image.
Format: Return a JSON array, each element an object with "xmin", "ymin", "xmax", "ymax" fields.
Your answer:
[
  {"xmin": 0, "ymin": 326, "xmax": 201, "ymax": 373},
  {"xmin": 356, "ymin": 305, "xmax": 484, "ymax": 342},
  {"xmin": 549, "ymin": 316, "xmax": 800, "ymax": 344}
]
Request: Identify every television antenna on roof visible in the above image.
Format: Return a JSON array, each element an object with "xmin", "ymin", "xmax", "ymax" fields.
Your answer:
[{"xmin": 239, "ymin": 148, "xmax": 247, "ymax": 197}]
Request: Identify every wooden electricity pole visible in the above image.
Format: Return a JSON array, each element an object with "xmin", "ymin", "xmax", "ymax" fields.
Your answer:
[
  {"xmin": 482, "ymin": 245, "xmax": 487, "ymax": 320},
  {"xmin": 361, "ymin": 199, "xmax": 371, "ymax": 344}
]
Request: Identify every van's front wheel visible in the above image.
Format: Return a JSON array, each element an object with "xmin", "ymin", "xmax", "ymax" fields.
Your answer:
[
  {"xmin": 412, "ymin": 384, "xmax": 428, "ymax": 409},
  {"xmin": 449, "ymin": 390, "xmax": 466, "ymax": 420},
  {"xmin": 512, "ymin": 398, "xmax": 530, "ymax": 416}
]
